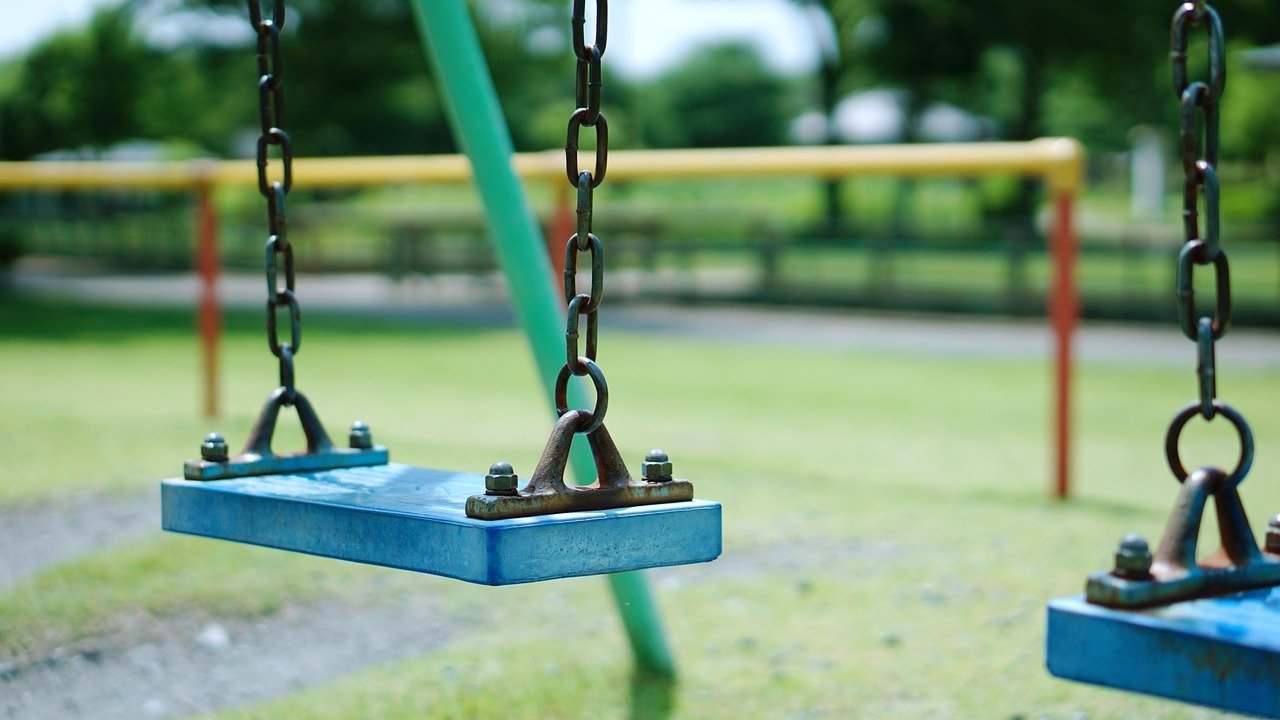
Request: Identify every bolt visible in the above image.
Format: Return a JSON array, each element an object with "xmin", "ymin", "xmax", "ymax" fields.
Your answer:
[
  {"xmin": 1266, "ymin": 514, "xmax": 1280, "ymax": 555},
  {"xmin": 349, "ymin": 420, "xmax": 373, "ymax": 450},
  {"xmin": 1112, "ymin": 532, "xmax": 1153, "ymax": 580},
  {"xmin": 641, "ymin": 449, "xmax": 673, "ymax": 482},
  {"xmin": 200, "ymin": 432, "xmax": 229, "ymax": 463},
  {"xmin": 485, "ymin": 461, "xmax": 519, "ymax": 496}
]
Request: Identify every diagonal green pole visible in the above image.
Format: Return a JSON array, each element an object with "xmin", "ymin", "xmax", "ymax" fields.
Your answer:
[{"xmin": 408, "ymin": 0, "xmax": 676, "ymax": 678}]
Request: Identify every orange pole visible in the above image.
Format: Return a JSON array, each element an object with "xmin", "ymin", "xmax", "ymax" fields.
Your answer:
[
  {"xmin": 195, "ymin": 181, "xmax": 221, "ymax": 418},
  {"xmin": 547, "ymin": 180, "xmax": 574, "ymax": 301},
  {"xmin": 1050, "ymin": 191, "xmax": 1078, "ymax": 499}
]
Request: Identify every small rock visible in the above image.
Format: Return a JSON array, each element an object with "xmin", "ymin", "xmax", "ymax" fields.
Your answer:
[
  {"xmin": 918, "ymin": 582, "xmax": 946, "ymax": 604},
  {"xmin": 196, "ymin": 623, "xmax": 231, "ymax": 651}
]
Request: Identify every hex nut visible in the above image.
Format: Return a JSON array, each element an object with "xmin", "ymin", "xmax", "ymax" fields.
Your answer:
[
  {"xmin": 201, "ymin": 432, "xmax": 229, "ymax": 463},
  {"xmin": 1112, "ymin": 532, "xmax": 1153, "ymax": 580},
  {"xmin": 349, "ymin": 420, "xmax": 373, "ymax": 450},
  {"xmin": 1267, "ymin": 514, "xmax": 1280, "ymax": 555},
  {"xmin": 485, "ymin": 461, "xmax": 519, "ymax": 496},
  {"xmin": 641, "ymin": 449, "xmax": 673, "ymax": 482}
]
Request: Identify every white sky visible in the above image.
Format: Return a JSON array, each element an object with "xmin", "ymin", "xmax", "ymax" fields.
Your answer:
[
  {"xmin": 0, "ymin": 0, "xmax": 823, "ymax": 76},
  {"xmin": 613, "ymin": 0, "xmax": 819, "ymax": 78},
  {"xmin": 0, "ymin": 0, "xmax": 114, "ymax": 59}
]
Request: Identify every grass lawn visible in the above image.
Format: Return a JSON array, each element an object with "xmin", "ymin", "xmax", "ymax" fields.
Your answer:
[{"xmin": 1, "ymin": 296, "xmax": 1274, "ymax": 718}]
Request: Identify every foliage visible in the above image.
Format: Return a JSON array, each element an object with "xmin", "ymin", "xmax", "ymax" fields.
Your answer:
[
  {"xmin": 0, "ymin": 0, "xmax": 574, "ymax": 159},
  {"xmin": 809, "ymin": 0, "xmax": 1280, "ymax": 157},
  {"xmin": 0, "ymin": 4, "xmax": 152, "ymax": 158},
  {"xmin": 2, "ymin": 0, "xmax": 1280, "ymax": 170},
  {"xmin": 630, "ymin": 42, "xmax": 794, "ymax": 149},
  {"xmin": 0, "ymin": 228, "xmax": 22, "ymax": 268}
]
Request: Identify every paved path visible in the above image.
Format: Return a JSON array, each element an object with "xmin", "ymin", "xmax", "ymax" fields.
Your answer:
[{"xmin": 13, "ymin": 266, "xmax": 1280, "ymax": 368}]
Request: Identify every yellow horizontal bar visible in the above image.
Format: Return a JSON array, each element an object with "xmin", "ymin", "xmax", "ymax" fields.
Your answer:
[{"xmin": 0, "ymin": 138, "xmax": 1083, "ymax": 193}]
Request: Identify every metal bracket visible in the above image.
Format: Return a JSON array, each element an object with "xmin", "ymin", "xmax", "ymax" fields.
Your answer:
[
  {"xmin": 465, "ymin": 409, "xmax": 694, "ymax": 520},
  {"xmin": 1086, "ymin": 466, "xmax": 1280, "ymax": 608},
  {"xmin": 184, "ymin": 387, "xmax": 388, "ymax": 481}
]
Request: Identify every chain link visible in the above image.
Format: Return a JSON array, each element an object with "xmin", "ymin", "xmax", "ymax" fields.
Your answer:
[
  {"xmin": 557, "ymin": 0, "xmax": 610, "ymax": 434},
  {"xmin": 249, "ymin": 0, "xmax": 302, "ymax": 405},
  {"xmin": 1164, "ymin": 1, "xmax": 1253, "ymax": 483}
]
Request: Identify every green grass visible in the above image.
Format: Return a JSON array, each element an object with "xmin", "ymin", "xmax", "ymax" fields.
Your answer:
[{"xmin": 2, "ymin": 297, "xmax": 1275, "ymax": 718}]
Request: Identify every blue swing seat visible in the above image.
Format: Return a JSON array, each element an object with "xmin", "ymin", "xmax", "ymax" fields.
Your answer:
[
  {"xmin": 162, "ymin": 462, "xmax": 721, "ymax": 585},
  {"xmin": 1046, "ymin": 591, "xmax": 1280, "ymax": 718}
]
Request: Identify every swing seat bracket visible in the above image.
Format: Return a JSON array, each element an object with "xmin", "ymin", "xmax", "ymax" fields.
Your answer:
[
  {"xmin": 1085, "ymin": 466, "xmax": 1280, "ymax": 609},
  {"xmin": 183, "ymin": 387, "xmax": 389, "ymax": 481},
  {"xmin": 465, "ymin": 410, "xmax": 695, "ymax": 521}
]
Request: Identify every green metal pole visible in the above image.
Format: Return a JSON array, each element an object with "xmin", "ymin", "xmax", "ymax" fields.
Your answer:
[{"xmin": 408, "ymin": 0, "xmax": 676, "ymax": 678}]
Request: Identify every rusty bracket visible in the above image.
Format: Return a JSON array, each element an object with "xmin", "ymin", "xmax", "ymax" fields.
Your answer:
[
  {"xmin": 184, "ymin": 387, "xmax": 388, "ymax": 481},
  {"xmin": 465, "ymin": 409, "xmax": 694, "ymax": 520},
  {"xmin": 1086, "ymin": 466, "xmax": 1280, "ymax": 609}
]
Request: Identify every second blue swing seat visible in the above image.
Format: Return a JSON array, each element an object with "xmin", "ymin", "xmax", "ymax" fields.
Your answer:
[
  {"xmin": 1046, "ymin": 467, "xmax": 1280, "ymax": 718},
  {"xmin": 162, "ymin": 393, "xmax": 722, "ymax": 586},
  {"xmin": 1047, "ymin": 591, "xmax": 1280, "ymax": 717}
]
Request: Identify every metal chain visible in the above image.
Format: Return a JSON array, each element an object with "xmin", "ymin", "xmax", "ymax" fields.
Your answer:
[
  {"xmin": 249, "ymin": 0, "xmax": 302, "ymax": 405},
  {"xmin": 1165, "ymin": 1, "xmax": 1253, "ymax": 485},
  {"xmin": 556, "ymin": 0, "xmax": 610, "ymax": 434}
]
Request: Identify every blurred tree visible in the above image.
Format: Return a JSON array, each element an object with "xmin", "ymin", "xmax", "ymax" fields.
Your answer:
[
  {"xmin": 850, "ymin": 0, "xmax": 1280, "ymax": 151},
  {"xmin": 632, "ymin": 42, "xmax": 792, "ymax": 148},
  {"xmin": 0, "ymin": 3, "xmax": 152, "ymax": 158},
  {"xmin": 0, "ymin": 0, "xmax": 583, "ymax": 159}
]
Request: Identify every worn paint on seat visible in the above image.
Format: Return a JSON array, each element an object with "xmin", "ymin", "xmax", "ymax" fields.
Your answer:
[
  {"xmin": 162, "ymin": 462, "xmax": 721, "ymax": 585},
  {"xmin": 1046, "ymin": 592, "xmax": 1280, "ymax": 717}
]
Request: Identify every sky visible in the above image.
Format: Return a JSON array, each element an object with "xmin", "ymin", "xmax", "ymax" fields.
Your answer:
[
  {"xmin": 0, "ymin": 0, "xmax": 825, "ymax": 77},
  {"xmin": 0, "ymin": 0, "xmax": 116, "ymax": 59}
]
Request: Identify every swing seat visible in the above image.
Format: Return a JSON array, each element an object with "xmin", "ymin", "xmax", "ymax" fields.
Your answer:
[
  {"xmin": 162, "ymin": 462, "xmax": 721, "ymax": 585},
  {"xmin": 1046, "ymin": 592, "xmax": 1280, "ymax": 717},
  {"xmin": 1046, "ymin": 465, "xmax": 1280, "ymax": 716}
]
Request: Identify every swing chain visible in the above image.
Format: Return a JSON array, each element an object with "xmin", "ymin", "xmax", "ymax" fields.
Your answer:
[
  {"xmin": 250, "ymin": 0, "xmax": 302, "ymax": 405},
  {"xmin": 560, "ymin": 0, "xmax": 610, "ymax": 434},
  {"xmin": 1165, "ymin": 0, "xmax": 1251, "ymax": 480}
]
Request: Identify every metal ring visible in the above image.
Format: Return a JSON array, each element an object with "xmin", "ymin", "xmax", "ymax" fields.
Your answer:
[
  {"xmin": 258, "ymin": 75, "xmax": 285, "ymax": 133},
  {"xmin": 256, "ymin": 129, "xmax": 293, "ymax": 196},
  {"xmin": 574, "ymin": 46, "xmax": 603, "ymax": 124},
  {"xmin": 554, "ymin": 358, "xmax": 608, "ymax": 434},
  {"xmin": 565, "ymin": 109, "xmax": 607, "ymax": 187},
  {"xmin": 1178, "ymin": 82, "xmax": 1208, "ymax": 181},
  {"xmin": 266, "ymin": 288, "xmax": 301, "ymax": 357},
  {"xmin": 1200, "ymin": 162, "xmax": 1220, "ymax": 258},
  {"xmin": 1171, "ymin": 3, "xmax": 1224, "ymax": 101},
  {"xmin": 1196, "ymin": 317, "xmax": 1216, "ymax": 419},
  {"xmin": 1174, "ymin": 241, "xmax": 1230, "ymax": 341},
  {"xmin": 563, "ymin": 232, "xmax": 603, "ymax": 311},
  {"xmin": 263, "ymin": 180, "xmax": 289, "ymax": 238},
  {"xmin": 575, "ymin": 171, "xmax": 593, "ymax": 244},
  {"xmin": 571, "ymin": 0, "xmax": 607, "ymax": 60},
  {"xmin": 1165, "ymin": 399, "xmax": 1253, "ymax": 485},
  {"xmin": 265, "ymin": 234, "xmax": 295, "ymax": 296},
  {"xmin": 278, "ymin": 343, "xmax": 296, "ymax": 405},
  {"xmin": 564, "ymin": 294, "xmax": 598, "ymax": 370}
]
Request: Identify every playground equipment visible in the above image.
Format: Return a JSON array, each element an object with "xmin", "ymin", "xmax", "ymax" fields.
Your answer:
[
  {"xmin": 161, "ymin": 0, "xmax": 719, "ymax": 675},
  {"xmin": 1046, "ymin": 3, "xmax": 1280, "ymax": 716}
]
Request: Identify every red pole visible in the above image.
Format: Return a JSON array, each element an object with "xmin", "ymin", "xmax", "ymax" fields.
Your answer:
[
  {"xmin": 1050, "ymin": 191, "xmax": 1077, "ymax": 499},
  {"xmin": 547, "ymin": 181, "xmax": 573, "ymax": 300},
  {"xmin": 195, "ymin": 180, "xmax": 221, "ymax": 418}
]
